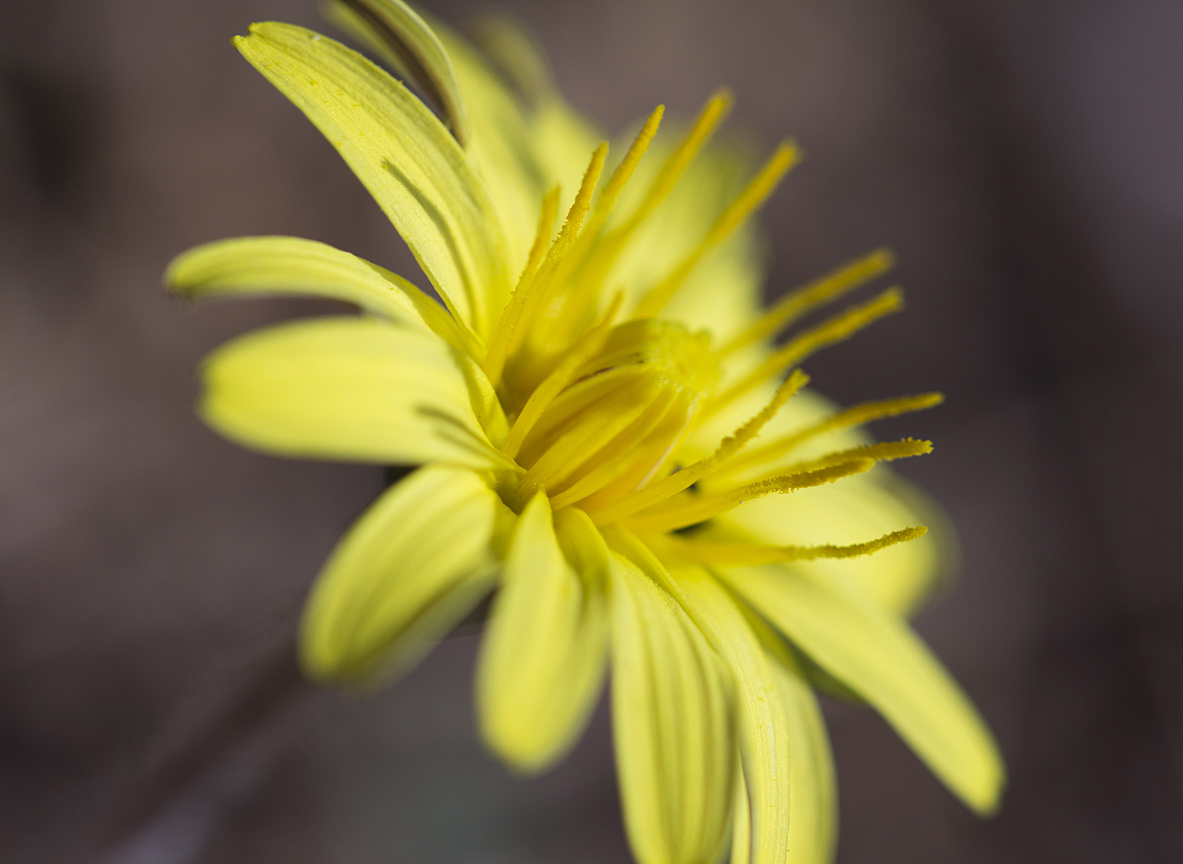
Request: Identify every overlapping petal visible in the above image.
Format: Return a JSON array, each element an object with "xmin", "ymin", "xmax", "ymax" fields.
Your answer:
[
  {"xmin": 166, "ymin": 235, "xmax": 479, "ymax": 354},
  {"xmin": 327, "ymin": 0, "xmax": 547, "ymax": 272},
  {"xmin": 721, "ymin": 562, "xmax": 1005, "ymax": 814},
  {"xmin": 199, "ymin": 316, "xmax": 505, "ymax": 469},
  {"xmin": 235, "ymin": 22, "xmax": 511, "ymax": 337},
  {"xmin": 607, "ymin": 535, "xmax": 735, "ymax": 864},
  {"xmin": 301, "ymin": 464, "xmax": 505, "ymax": 681},
  {"xmin": 671, "ymin": 562, "xmax": 836, "ymax": 864},
  {"xmin": 477, "ymin": 494, "xmax": 609, "ymax": 772}
]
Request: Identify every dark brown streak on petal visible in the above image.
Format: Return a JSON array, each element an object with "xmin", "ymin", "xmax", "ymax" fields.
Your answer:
[{"xmin": 339, "ymin": 0, "xmax": 467, "ymax": 147}]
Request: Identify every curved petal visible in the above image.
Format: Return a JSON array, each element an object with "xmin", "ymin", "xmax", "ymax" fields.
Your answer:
[
  {"xmin": 321, "ymin": 0, "xmax": 470, "ymax": 146},
  {"xmin": 327, "ymin": 1, "xmax": 546, "ymax": 273},
  {"xmin": 606, "ymin": 532, "xmax": 735, "ymax": 864},
  {"xmin": 166, "ymin": 235, "xmax": 479, "ymax": 355},
  {"xmin": 671, "ymin": 563, "xmax": 836, "ymax": 864},
  {"xmin": 721, "ymin": 563, "xmax": 1005, "ymax": 815},
  {"xmin": 431, "ymin": 18, "xmax": 560, "ymax": 271},
  {"xmin": 200, "ymin": 317, "xmax": 506, "ymax": 469},
  {"xmin": 477, "ymin": 494, "xmax": 609, "ymax": 772},
  {"xmin": 300, "ymin": 465, "xmax": 504, "ymax": 681},
  {"xmin": 235, "ymin": 22, "xmax": 511, "ymax": 337}
]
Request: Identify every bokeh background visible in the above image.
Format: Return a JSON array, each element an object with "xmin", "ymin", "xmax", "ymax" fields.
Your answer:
[{"xmin": 2, "ymin": 0, "xmax": 1181, "ymax": 861}]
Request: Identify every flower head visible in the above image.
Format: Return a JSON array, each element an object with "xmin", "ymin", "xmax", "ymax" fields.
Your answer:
[{"xmin": 168, "ymin": 1, "xmax": 1004, "ymax": 861}]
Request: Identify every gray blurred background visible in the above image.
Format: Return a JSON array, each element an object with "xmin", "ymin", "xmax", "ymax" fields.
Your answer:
[{"xmin": 2, "ymin": 0, "xmax": 1182, "ymax": 861}]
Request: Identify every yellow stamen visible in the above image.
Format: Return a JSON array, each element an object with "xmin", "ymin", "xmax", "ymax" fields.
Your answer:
[
  {"xmin": 712, "ymin": 392, "xmax": 943, "ymax": 481},
  {"xmin": 589, "ymin": 369, "xmax": 809, "ymax": 525},
  {"xmin": 484, "ymin": 143, "xmax": 608, "ymax": 382},
  {"xmin": 710, "ymin": 287, "xmax": 904, "ymax": 414},
  {"xmin": 620, "ymin": 90, "xmax": 732, "ymax": 233},
  {"xmin": 633, "ymin": 139, "xmax": 801, "ymax": 318},
  {"xmin": 673, "ymin": 525, "xmax": 928, "ymax": 566},
  {"xmin": 546, "ymin": 391, "xmax": 680, "ymax": 509},
  {"xmin": 546, "ymin": 106, "xmax": 665, "ymax": 335},
  {"xmin": 721, "ymin": 248, "xmax": 896, "ymax": 357},
  {"xmin": 483, "ymin": 186, "xmax": 560, "ymax": 380},
  {"xmin": 500, "ymin": 293, "xmax": 623, "ymax": 459},
  {"xmin": 514, "ymin": 378, "xmax": 658, "ymax": 504},
  {"xmin": 618, "ymin": 458, "xmax": 874, "ymax": 533},
  {"xmin": 744, "ymin": 438, "xmax": 932, "ymax": 484},
  {"xmin": 591, "ymin": 105, "xmax": 666, "ymax": 233},
  {"xmin": 584, "ymin": 90, "xmax": 733, "ymax": 289}
]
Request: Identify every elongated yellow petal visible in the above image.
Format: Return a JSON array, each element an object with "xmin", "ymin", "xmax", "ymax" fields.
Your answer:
[
  {"xmin": 670, "ymin": 563, "xmax": 836, "ymax": 864},
  {"xmin": 324, "ymin": 0, "xmax": 469, "ymax": 145},
  {"xmin": 755, "ymin": 624, "xmax": 838, "ymax": 864},
  {"xmin": 235, "ymin": 22, "xmax": 510, "ymax": 336},
  {"xmin": 431, "ymin": 12, "xmax": 574, "ymax": 270},
  {"xmin": 200, "ymin": 317, "xmax": 506, "ymax": 469},
  {"xmin": 165, "ymin": 235, "xmax": 480, "ymax": 356},
  {"xmin": 607, "ymin": 538, "xmax": 735, "ymax": 864},
  {"xmin": 477, "ymin": 494, "xmax": 609, "ymax": 772},
  {"xmin": 300, "ymin": 465, "xmax": 504, "ymax": 681},
  {"xmin": 721, "ymin": 562, "xmax": 1005, "ymax": 814},
  {"xmin": 649, "ymin": 565, "xmax": 788, "ymax": 864}
]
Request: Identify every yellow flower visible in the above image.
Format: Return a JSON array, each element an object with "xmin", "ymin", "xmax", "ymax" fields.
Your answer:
[{"xmin": 167, "ymin": 2, "xmax": 1004, "ymax": 862}]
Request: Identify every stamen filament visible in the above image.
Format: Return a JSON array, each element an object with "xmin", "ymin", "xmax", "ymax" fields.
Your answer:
[
  {"xmin": 589, "ymin": 106, "xmax": 666, "ymax": 235},
  {"xmin": 673, "ymin": 525, "xmax": 928, "ymax": 566},
  {"xmin": 483, "ymin": 186, "xmax": 560, "ymax": 379},
  {"xmin": 547, "ymin": 106, "xmax": 665, "ymax": 335},
  {"xmin": 581, "ymin": 90, "xmax": 733, "ymax": 293},
  {"xmin": 728, "ymin": 438, "xmax": 932, "ymax": 488},
  {"xmin": 484, "ymin": 143, "xmax": 608, "ymax": 382},
  {"xmin": 589, "ymin": 369, "xmax": 809, "ymax": 525},
  {"xmin": 547, "ymin": 391, "xmax": 679, "ymax": 509},
  {"xmin": 514, "ymin": 378, "xmax": 657, "ymax": 504},
  {"xmin": 633, "ymin": 139, "xmax": 801, "ymax": 318},
  {"xmin": 720, "ymin": 248, "xmax": 895, "ymax": 357},
  {"xmin": 710, "ymin": 392, "xmax": 944, "ymax": 481},
  {"xmin": 615, "ymin": 89, "xmax": 733, "ymax": 237},
  {"xmin": 616, "ymin": 458, "xmax": 875, "ymax": 533},
  {"xmin": 500, "ymin": 293, "xmax": 623, "ymax": 459},
  {"xmin": 710, "ymin": 287, "xmax": 904, "ymax": 414}
]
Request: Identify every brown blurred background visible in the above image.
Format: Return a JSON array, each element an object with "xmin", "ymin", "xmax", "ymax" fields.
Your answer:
[{"xmin": 2, "ymin": 0, "xmax": 1182, "ymax": 861}]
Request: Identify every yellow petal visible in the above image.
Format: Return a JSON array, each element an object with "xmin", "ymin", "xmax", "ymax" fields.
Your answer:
[
  {"xmin": 199, "ymin": 317, "xmax": 506, "ymax": 469},
  {"xmin": 606, "ymin": 533, "xmax": 735, "ymax": 864},
  {"xmin": 756, "ymin": 627, "xmax": 838, "ymax": 864},
  {"xmin": 300, "ymin": 465, "xmax": 504, "ymax": 681},
  {"xmin": 321, "ymin": 0, "xmax": 470, "ymax": 146},
  {"xmin": 477, "ymin": 494, "xmax": 609, "ymax": 772},
  {"xmin": 721, "ymin": 563, "xmax": 1005, "ymax": 814},
  {"xmin": 165, "ymin": 235, "xmax": 480, "ymax": 356},
  {"xmin": 330, "ymin": 3, "xmax": 547, "ymax": 277},
  {"xmin": 235, "ymin": 22, "xmax": 510, "ymax": 337},
  {"xmin": 427, "ymin": 18, "xmax": 555, "ymax": 272},
  {"xmin": 672, "ymin": 564, "xmax": 836, "ymax": 864}
]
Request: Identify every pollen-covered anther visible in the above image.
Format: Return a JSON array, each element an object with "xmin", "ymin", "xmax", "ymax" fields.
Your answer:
[{"xmin": 508, "ymin": 319, "xmax": 719, "ymax": 512}]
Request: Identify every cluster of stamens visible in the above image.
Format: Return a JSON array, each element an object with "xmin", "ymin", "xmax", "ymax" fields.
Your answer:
[{"xmin": 473, "ymin": 91, "xmax": 938, "ymax": 563}]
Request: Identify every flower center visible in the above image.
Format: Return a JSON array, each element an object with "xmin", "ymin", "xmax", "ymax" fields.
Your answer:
[{"xmin": 505, "ymin": 319, "xmax": 719, "ymax": 513}]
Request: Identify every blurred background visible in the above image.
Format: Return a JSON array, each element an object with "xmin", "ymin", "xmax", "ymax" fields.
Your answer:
[{"xmin": 2, "ymin": 0, "xmax": 1181, "ymax": 861}]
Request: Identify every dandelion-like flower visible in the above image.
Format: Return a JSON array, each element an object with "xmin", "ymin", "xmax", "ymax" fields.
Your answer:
[{"xmin": 168, "ymin": 1, "xmax": 1004, "ymax": 861}]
